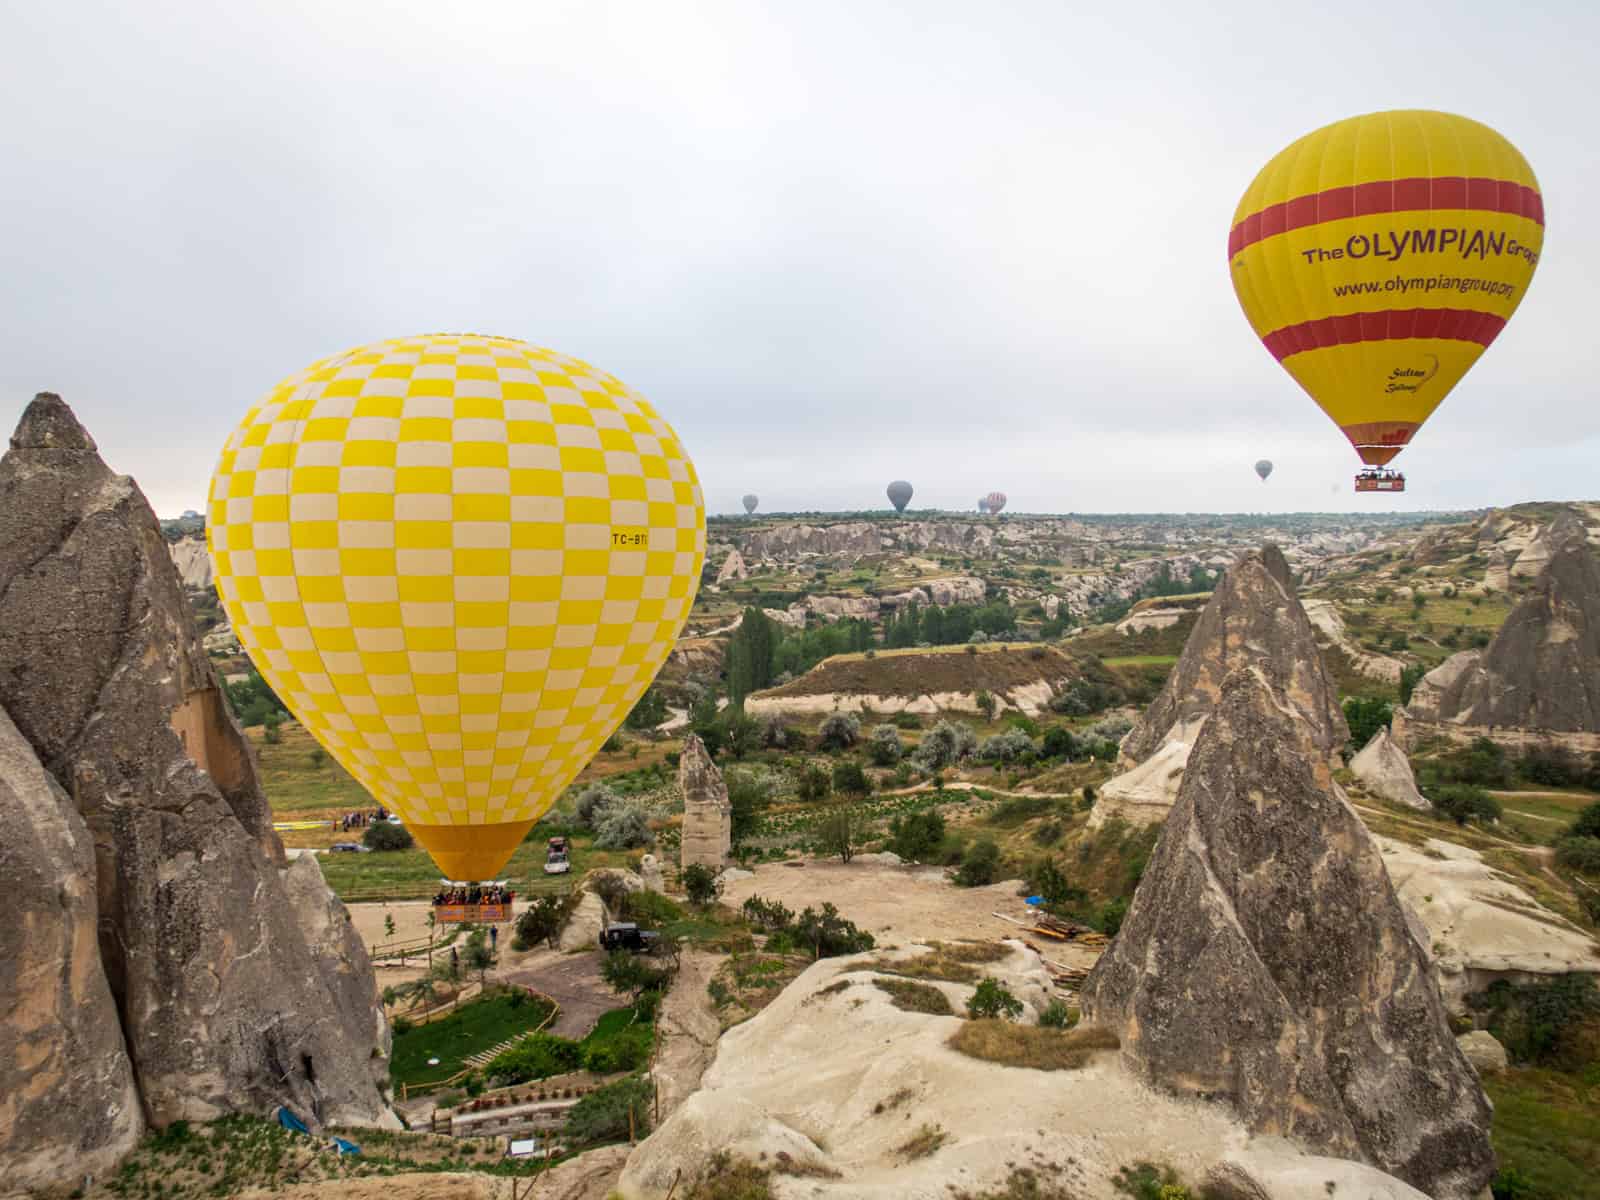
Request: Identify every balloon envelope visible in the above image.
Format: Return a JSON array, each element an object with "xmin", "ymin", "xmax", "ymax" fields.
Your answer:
[
  {"xmin": 1229, "ymin": 110, "xmax": 1543, "ymax": 466},
  {"xmin": 976, "ymin": 497, "xmax": 989, "ymax": 514},
  {"xmin": 985, "ymin": 491, "xmax": 1007, "ymax": 514},
  {"xmin": 887, "ymin": 480, "xmax": 913, "ymax": 512},
  {"xmin": 1255, "ymin": 459, "xmax": 1273, "ymax": 481},
  {"xmin": 208, "ymin": 333, "xmax": 706, "ymax": 880},
  {"xmin": 741, "ymin": 493, "xmax": 758, "ymax": 515}
]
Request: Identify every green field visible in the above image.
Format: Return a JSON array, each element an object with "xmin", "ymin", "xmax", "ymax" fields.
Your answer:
[
  {"xmin": 390, "ymin": 988, "xmax": 556, "ymax": 1087},
  {"xmin": 1486, "ymin": 1067, "xmax": 1600, "ymax": 1200},
  {"xmin": 319, "ymin": 830, "xmax": 632, "ymax": 901},
  {"xmin": 253, "ymin": 724, "xmax": 375, "ymax": 814},
  {"xmin": 1100, "ymin": 654, "xmax": 1179, "ymax": 667}
]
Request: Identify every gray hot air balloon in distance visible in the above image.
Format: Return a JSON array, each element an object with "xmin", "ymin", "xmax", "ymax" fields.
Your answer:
[
  {"xmin": 977, "ymin": 496, "xmax": 990, "ymax": 514},
  {"xmin": 1255, "ymin": 459, "xmax": 1273, "ymax": 482},
  {"xmin": 742, "ymin": 493, "xmax": 759, "ymax": 515},
  {"xmin": 984, "ymin": 491, "xmax": 1007, "ymax": 515},
  {"xmin": 887, "ymin": 480, "xmax": 913, "ymax": 513}
]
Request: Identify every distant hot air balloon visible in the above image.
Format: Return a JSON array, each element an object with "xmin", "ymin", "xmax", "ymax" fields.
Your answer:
[
  {"xmin": 887, "ymin": 480, "xmax": 913, "ymax": 513},
  {"xmin": 1229, "ymin": 111, "xmax": 1543, "ymax": 493},
  {"xmin": 1255, "ymin": 459, "xmax": 1273, "ymax": 482},
  {"xmin": 985, "ymin": 491, "xmax": 1007, "ymax": 515},
  {"xmin": 977, "ymin": 497, "xmax": 990, "ymax": 515},
  {"xmin": 208, "ymin": 334, "xmax": 706, "ymax": 882},
  {"xmin": 742, "ymin": 494, "xmax": 758, "ymax": 515}
]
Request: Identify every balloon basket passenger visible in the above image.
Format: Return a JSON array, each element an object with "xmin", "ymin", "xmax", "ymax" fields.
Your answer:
[{"xmin": 432, "ymin": 881, "xmax": 516, "ymax": 923}]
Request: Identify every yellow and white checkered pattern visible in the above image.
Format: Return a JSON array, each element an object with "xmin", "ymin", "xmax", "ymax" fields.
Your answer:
[{"xmin": 208, "ymin": 334, "xmax": 705, "ymax": 879}]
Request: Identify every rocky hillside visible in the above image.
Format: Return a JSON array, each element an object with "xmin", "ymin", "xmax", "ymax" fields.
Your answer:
[
  {"xmin": 1398, "ymin": 511, "xmax": 1600, "ymax": 751},
  {"xmin": 0, "ymin": 395, "xmax": 395, "ymax": 1194}
]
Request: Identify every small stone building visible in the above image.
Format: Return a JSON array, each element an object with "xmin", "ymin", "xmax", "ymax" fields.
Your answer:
[{"xmin": 678, "ymin": 734, "xmax": 731, "ymax": 871}]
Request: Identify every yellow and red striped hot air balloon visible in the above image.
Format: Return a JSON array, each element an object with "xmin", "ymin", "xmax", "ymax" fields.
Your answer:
[{"xmin": 1229, "ymin": 111, "xmax": 1544, "ymax": 488}]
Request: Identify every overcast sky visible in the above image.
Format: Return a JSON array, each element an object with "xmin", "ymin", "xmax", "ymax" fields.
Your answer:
[{"xmin": 2, "ymin": 1, "xmax": 1594, "ymax": 518}]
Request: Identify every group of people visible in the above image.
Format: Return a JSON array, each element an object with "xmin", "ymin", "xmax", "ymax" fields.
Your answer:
[
  {"xmin": 432, "ymin": 883, "xmax": 513, "ymax": 908},
  {"xmin": 339, "ymin": 807, "xmax": 388, "ymax": 832}
]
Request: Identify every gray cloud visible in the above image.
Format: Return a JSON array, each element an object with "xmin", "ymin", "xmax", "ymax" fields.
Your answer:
[{"xmin": 2, "ymin": 0, "xmax": 1594, "ymax": 518}]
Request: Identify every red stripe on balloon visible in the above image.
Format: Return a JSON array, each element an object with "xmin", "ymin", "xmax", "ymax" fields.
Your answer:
[
  {"xmin": 1260, "ymin": 307, "xmax": 1507, "ymax": 362},
  {"xmin": 1228, "ymin": 176, "xmax": 1544, "ymax": 259}
]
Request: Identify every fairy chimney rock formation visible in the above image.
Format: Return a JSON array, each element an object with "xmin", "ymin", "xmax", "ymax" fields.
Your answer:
[
  {"xmin": 1119, "ymin": 544, "xmax": 1348, "ymax": 767},
  {"xmin": 679, "ymin": 733, "xmax": 731, "ymax": 871},
  {"xmin": 1350, "ymin": 727, "xmax": 1429, "ymax": 810},
  {"xmin": 1081, "ymin": 668, "xmax": 1494, "ymax": 1200},
  {"xmin": 1396, "ymin": 512, "xmax": 1600, "ymax": 754},
  {"xmin": 0, "ymin": 394, "xmax": 395, "ymax": 1190},
  {"xmin": 1091, "ymin": 544, "xmax": 1348, "ymax": 829}
]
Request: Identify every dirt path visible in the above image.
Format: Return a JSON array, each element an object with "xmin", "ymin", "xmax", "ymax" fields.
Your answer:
[
  {"xmin": 652, "ymin": 950, "xmax": 723, "ymax": 1122},
  {"xmin": 502, "ymin": 950, "xmax": 617, "ymax": 1038},
  {"xmin": 719, "ymin": 858, "xmax": 1101, "ymax": 971}
]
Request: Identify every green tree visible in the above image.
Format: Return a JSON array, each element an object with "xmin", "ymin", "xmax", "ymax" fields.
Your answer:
[
  {"xmin": 728, "ymin": 772, "xmax": 772, "ymax": 845},
  {"xmin": 797, "ymin": 762, "xmax": 832, "ymax": 803},
  {"xmin": 955, "ymin": 838, "xmax": 1001, "ymax": 887},
  {"xmin": 1567, "ymin": 801, "xmax": 1600, "ymax": 841},
  {"xmin": 722, "ymin": 710, "xmax": 761, "ymax": 760},
  {"xmin": 831, "ymin": 760, "xmax": 869, "ymax": 796},
  {"xmin": 601, "ymin": 949, "xmax": 669, "ymax": 999},
  {"xmin": 384, "ymin": 913, "xmax": 396, "ymax": 940},
  {"xmin": 887, "ymin": 811, "xmax": 946, "ymax": 863},
  {"xmin": 727, "ymin": 607, "xmax": 777, "ymax": 707},
  {"xmin": 1342, "ymin": 696, "xmax": 1393, "ymax": 750},
  {"xmin": 819, "ymin": 806, "xmax": 861, "ymax": 864},
  {"xmin": 364, "ymin": 820, "xmax": 414, "ymax": 852},
  {"xmin": 515, "ymin": 894, "xmax": 573, "ymax": 950},
  {"xmin": 683, "ymin": 862, "xmax": 721, "ymax": 907},
  {"xmin": 1399, "ymin": 663, "xmax": 1427, "ymax": 705},
  {"xmin": 463, "ymin": 930, "xmax": 496, "ymax": 986},
  {"xmin": 867, "ymin": 724, "xmax": 903, "ymax": 766},
  {"xmin": 624, "ymin": 684, "xmax": 668, "ymax": 730},
  {"xmin": 818, "ymin": 712, "xmax": 862, "ymax": 751}
]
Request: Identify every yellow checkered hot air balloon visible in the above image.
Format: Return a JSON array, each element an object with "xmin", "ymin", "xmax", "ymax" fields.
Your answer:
[
  {"xmin": 1229, "ymin": 111, "xmax": 1544, "ymax": 491},
  {"xmin": 208, "ymin": 334, "xmax": 705, "ymax": 882}
]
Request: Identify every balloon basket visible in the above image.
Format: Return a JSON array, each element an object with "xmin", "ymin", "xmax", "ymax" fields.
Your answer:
[{"xmin": 1354, "ymin": 469, "xmax": 1406, "ymax": 493}]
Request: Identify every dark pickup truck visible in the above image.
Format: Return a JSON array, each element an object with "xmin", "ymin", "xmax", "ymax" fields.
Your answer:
[{"xmin": 599, "ymin": 922, "xmax": 661, "ymax": 954}]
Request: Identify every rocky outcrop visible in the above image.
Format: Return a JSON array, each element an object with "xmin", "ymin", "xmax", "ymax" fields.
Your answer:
[
  {"xmin": 167, "ymin": 533, "xmax": 213, "ymax": 590},
  {"xmin": 1456, "ymin": 1031, "xmax": 1508, "ymax": 1076},
  {"xmin": 1350, "ymin": 728, "xmax": 1428, "ymax": 811},
  {"xmin": 1082, "ymin": 668, "xmax": 1494, "ymax": 1199},
  {"xmin": 1376, "ymin": 835, "xmax": 1600, "ymax": 1008},
  {"xmin": 1399, "ymin": 514, "xmax": 1600, "ymax": 748},
  {"xmin": 1301, "ymin": 598, "xmax": 1404, "ymax": 684},
  {"xmin": 714, "ymin": 549, "xmax": 747, "ymax": 584},
  {"xmin": 1090, "ymin": 546, "xmax": 1348, "ymax": 830},
  {"xmin": 737, "ymin": 522, "xmax": 881, "ymax": 563},
  {"xmin": 0, "ymin": 394, "xmax": 394, "ymax": 1175},
  {"xmin": 0, "ymin": 704, "xmax": 144, "ymax": 1190},
  {"xmin": 678, "ymin": 734, "xmax": 730, "ymax": 871},
  {"xmin": 1086, "ymin": 739, "xmax": 1191, "ymax": 831},
  {"xmin": 1119, "ymin": 546, "xmax": 1348, "ymax": 768}
]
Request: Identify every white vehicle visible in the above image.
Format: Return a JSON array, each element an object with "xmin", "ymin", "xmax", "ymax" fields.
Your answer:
[{"xmin": 543, "ymin": 835, "xmax": 571, "ymax": 875}]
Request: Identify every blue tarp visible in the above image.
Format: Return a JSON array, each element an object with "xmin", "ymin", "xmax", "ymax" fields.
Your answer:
[
  {"xmin": 1025, "ymin": 895, "xmax": 1042, "ymax": 907},
  {"xmin": 332, "ymin": 1137, "xmax": 361, "ymax": 1156},
  {"xmin": 277, "ymin": 1106, "xmax": 310, "ymax": 1135}
]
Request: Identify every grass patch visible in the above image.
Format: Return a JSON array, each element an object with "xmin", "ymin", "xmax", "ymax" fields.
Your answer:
[
  {"xmin": 1100, "ymin": 654, "xmax": 1179, "ymax": 667},
  {"xmin": 873, "ymin": 1085, "xmax": 915, "ymax": 1114},
  {"xmin": 682, "ymin": 1151, "xmax": 776, "ymax": 1199},
  {"xmin": 948, "ymin": 1020, "xmax": 1120, "ymax": 1070},
  {"xmin": 874, "ymin": 977, "xmax": 954, "ymax": 1015},
  {"xmin": 1484, "ymin": 1067, "xmax": 1600, "ymax": 1199},
  {"xmin": 896, "ymin": 1123, "xmax": 948, "ymax": 1160},
  {"xmin": 871, "ymin": 940, "xmax": 1010, "ymax": 984},
  {"xmin": 389, "ymin": 987, "xmax": 554, "ymax": 1087}
]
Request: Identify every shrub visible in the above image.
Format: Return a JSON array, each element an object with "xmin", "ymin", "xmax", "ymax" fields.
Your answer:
[
  {"xmin": 1040, "ymin": 726, "xmax": 1078, "ymax": 759},
  {"xmin": 581, "ymin": 1024, "xmax": 653, "ymax": 1074},
  {"xmin": 741, "ymin": 896, "xmax": 795, "ymax": 931},
  {"xmin": 1466, "ymin": 974, "xmax": 1600, "ymax": 1069},
  {"xmin": 1555, "ymin": 837, "xmax": 1600, "ymax": 874},
  {"xmin": 912, "ymin": 720, "xmax": 978, "ymax": 770},
  {"xmin": 1098, "ymin": 896, "xmax": 1130, "ymax": 935},
  {"xmin": 363, "ymin": 820, "xmax": 413, "ymax": 852},
  {"xmin": 1343, "ymin": 696, "xmax": 1393, "ymax": 750},
  {"xmin": 969, "ymin": 631, "xmax": 988, "ymax": 644},
  {"xmin": 891, "ymin": 712, "xmax": 922, "ymax": 730},
  {"xmin": 980, "ymin": 730, "xmax": 1037, "ymax": 765},
  {"xmin": 602, "ymin": 949, "xmax": 670, "ymax": 998},
  {"xmin": 887, "ymin": 811, "xmax": 947, "ymax": 863},
  {"xmin": 515, "ymin": 893, "xmax": 574, "ymax": 950},
  {"xmin": 683, "ymin": 862, "xmax": 721, "ymax": 907},
  {"xmin": 818, "ymin": 712, "xmax": 862, "ymax": 751},
  {"xmin": 1080, "ymin": 784, "xmax": 1097, "ymax": 811},
  {"xmin": 1113, "ymin": 1162, "xmax": 1193, "ymax": 1200},
  {"xmin": 594, "ymin": 802, "xmax": 654, "ymax": 849},
  {"xmin": 955, "ymin": 838, "xmax": 1001, "ymax": 887},
  {"xmin": 965, "ymin": 977, "xmax": 1023, "ymax": 1021},
  {"xmin": 820, "ymin": 806, "xmax": 861, "ymax": 864},
  {"xmin": 797, "ymin": 763, "xmax": 832, "ymax": 803},
  {"xmin": 868, "ymin": 724, "xmax": 904, "ymax": 765},
  {"xmin": 1416, "ymin": 737, "xmax": 1514, "ymax": 789},
  {"xmin": 974, "ymin": 690, "xmax": 997, "ymax": 719},
  {"xmin": 574, "ymin": 784, "xmax": 619, "ymax": 828},
  {"xmin": 1567, "ymin": 801, "xmax": 1600, "ymax": 841},
  {"xmin": 728, "ymin": 771, "xmax": 773, "ymax": 844},
  {"xmin": 1427, "ymin": 784, "xmax": 1502, "ymax": 827},
  {"xmin": 1039, "ymin": 1000, "xmax": 1076, "ymax": 1029},
  {"xmin": 793, "ymin": 902, "xmax": 875, "ymax": 959},
  {"xmin": 486, "ymin": 1032, "xmax": 582, "ymax": 1084},
  {"xmin": 1026, "ymin": 858, "xmax": 1087, "ymax": 910},
  {"xmin": 831, "ymin": 760, "xmax": 869, "ymax": 796},
  {"xmin": 564, "ymin": 1074, "xmax": 653, "ymax": 1144},
  {"xmin": 760, "ymin": 715, "xmax": 790, "ymax": 749}
]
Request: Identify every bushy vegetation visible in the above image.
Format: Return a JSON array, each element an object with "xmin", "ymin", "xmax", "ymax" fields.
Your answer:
[
  {"xmin": 1428, "ymin": 783, "xmax": 1504, "ymax": 827},
  {"xmin": 954, "ymin": 838, "xmax": 1001, "ymax": 887},
  {"xmin": 875, "ymin": 977, "xmax": 954, "ymax": 1015},
  {"xmin": 818, "ymin": 712, "xmax": 862, "ymax": 750},
  {"xmin": 1343, "ymin": 695, "xmax": 1393, "ymax": 749},
  {"xmin": 1468, "ymin": 975, "xmax": 1600, "ymax": 1070},
  {"xmin": 390, "ymin": 988, "xmax": 555, "ymax": 1086},
  {"xmin": 683, "ymin": 862, "xmax": 721, "ymax": 906},
  {"xmin": 363, "ymin": 820, "xmax": 413, "ymax": 851},
  {"xmin": 563, "ymin": 1072, "xmax": 654, "ymax": 1144},
  {"xmin": 738, "ymin": 895, "xmax": 873, "ymax": 959},
  {"xmin": 912, "ymin": 720, "xmax": 977, "ymax": 769},
  {"xmin": 887, "ymin": 810, "xmax": 947, "ymax": 863},
  {"xmin": 948, "ymin": 1020, "xmax": 1119, "ymax": 1070},
  {"xmin": 513, "ymin": 892, "xmax": 575, "ymax": 951},
  {"xmin": 593, "ymin": 801, "xmax": 654, "ymax": 849},
  {"xmin": 965, "ymin": 976, "xmax": 1023, "ymax": 1020}
]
